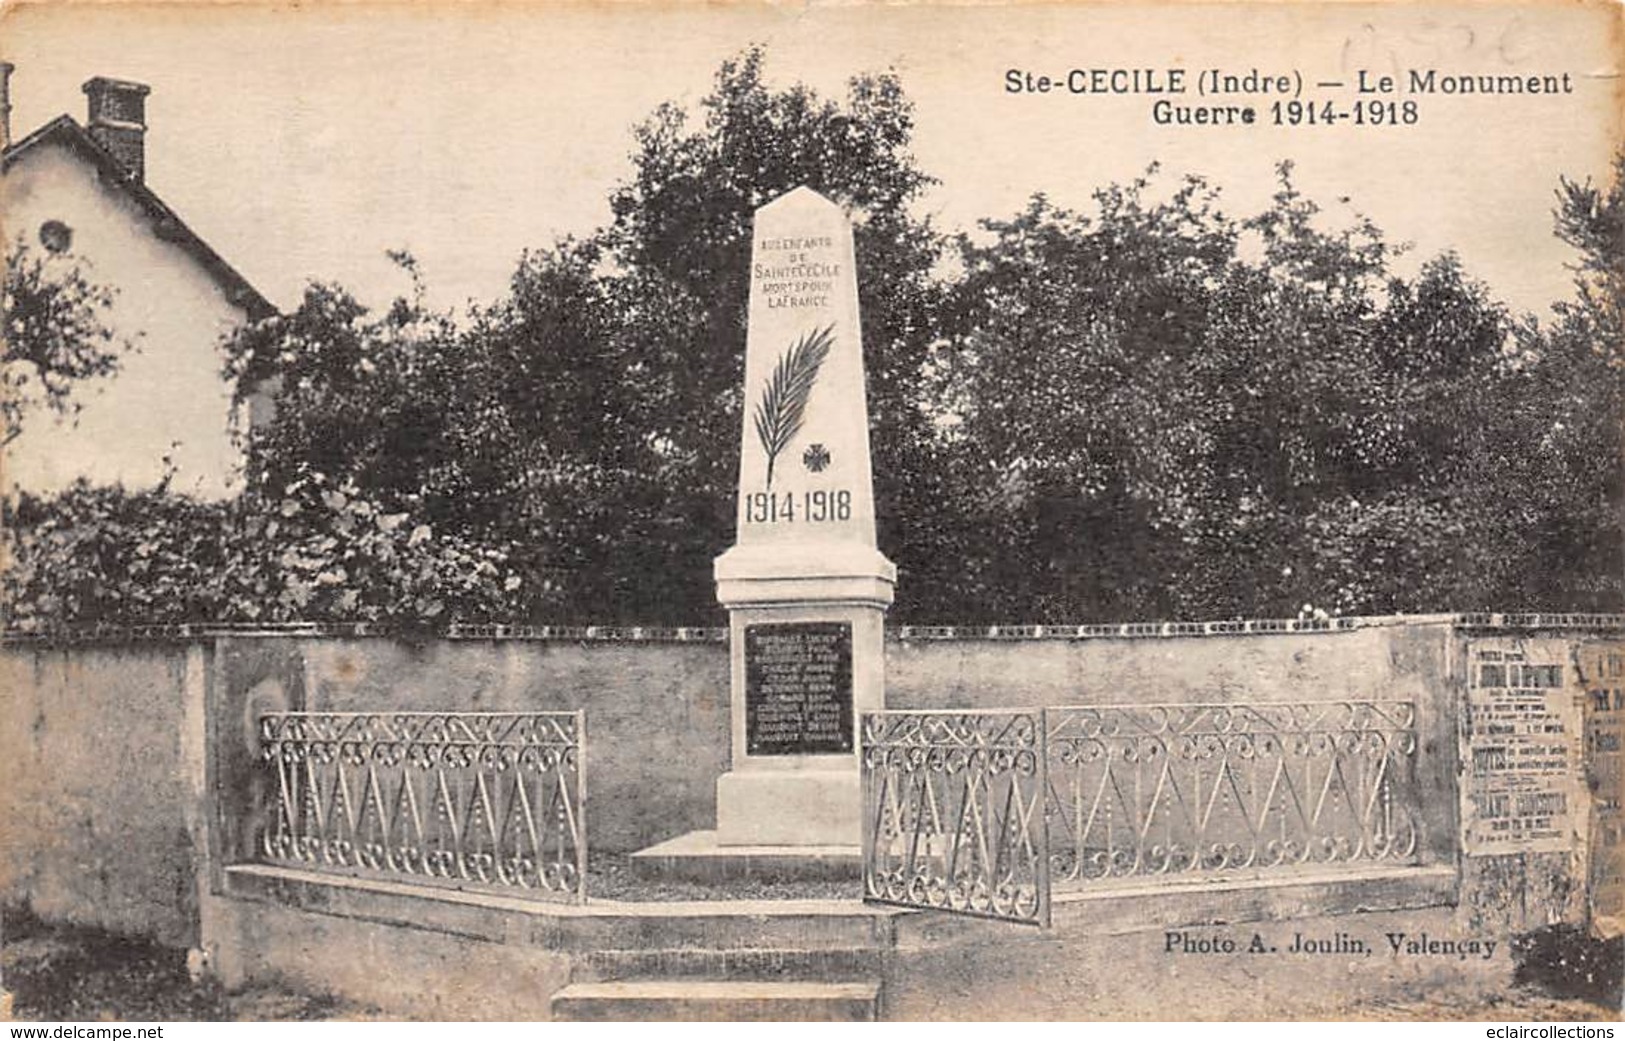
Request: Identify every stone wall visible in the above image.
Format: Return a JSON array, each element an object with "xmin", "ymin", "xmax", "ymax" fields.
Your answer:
[
  {"xmin": 892, "ymin": 620, "xmax": 1463, "ymax": 867},
  {"xmin": 0, "ymin": 643, "xmax": 207, "ymax": 947},
  {"xmin": 221, "ymin": 635, "xmax": 733, "ymax": 857},
  {"xmin": 888, "ymin": 620, "xmax": 1449, "ymax": 707},
  {"xmin": 3, "ymin": 616, "xmax": 1617, "ymax": 949}
]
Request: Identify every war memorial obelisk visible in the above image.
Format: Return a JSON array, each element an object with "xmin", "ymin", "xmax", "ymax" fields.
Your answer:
[
  {"xmin": 710, "ymin": 186, "xmax": 896, "ymax": 851},
  {"xmin": 630, "ymin": 186, "xmax": 893, "ymax": 873}
]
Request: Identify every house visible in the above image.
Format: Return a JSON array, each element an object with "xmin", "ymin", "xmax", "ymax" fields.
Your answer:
[{"xmin": 1, "ymin": 65, "xmax": 275, "ymax": 498}]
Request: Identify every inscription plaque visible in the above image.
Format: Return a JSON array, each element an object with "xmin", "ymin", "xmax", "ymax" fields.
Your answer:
[
  {"xmin": 1462, "ymin": 639, "xmax": 1585, "ymax": 855},
  {"xmin": 1581, "ymin": 641, "xmax": 1624, "ymax": 937},
  {"xmin": 744, "ymin": 621, "xmax": 853, "ymax": 755}
]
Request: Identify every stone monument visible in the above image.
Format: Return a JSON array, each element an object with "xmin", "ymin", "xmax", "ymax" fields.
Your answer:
[
  {"xmin": 721, "ymin": 185, "xmax": 903, "ymax": 850},
  {"xmin": 711, "ymin": 186, "xmax": 896, "ymax": 849},
  {"xmin": 629, "ymin": 186, "xmax": 893, "ymax": 876}
]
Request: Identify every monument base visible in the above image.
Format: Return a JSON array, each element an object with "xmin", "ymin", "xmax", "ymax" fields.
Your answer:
[
  {"xmin": 709, "ymin": 539, "xmax": 894, "ymax": 857},
  {"xmin": 716, "ymin": 768, "xmax": 859, "ymax": 846},
  {"xmin": 714, "ymin": 542, "xmax": 895, "ymax": 608}
]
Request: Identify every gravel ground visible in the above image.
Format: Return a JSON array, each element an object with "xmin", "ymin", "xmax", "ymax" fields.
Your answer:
[
  {"xmin": 1348, "ymin": 992, "xmax": 1619, "ymax": 1021},
  {"xmin": 583, "ymin": 852, "xmax": 860, "ymax": 902}
]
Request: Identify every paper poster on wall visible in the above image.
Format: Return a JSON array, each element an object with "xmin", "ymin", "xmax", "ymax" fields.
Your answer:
[
  {"xmin": 1579, "ymin": 639, "xmax": 1624, "ymax": 937},
  {"xmin": 1462, "ymin": 637, "xmax": 1586, "ymax": 856}
]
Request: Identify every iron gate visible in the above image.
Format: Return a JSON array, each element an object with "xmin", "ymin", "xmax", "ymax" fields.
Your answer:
[
  {"xmin": 1045, "ymin": 701, "xmax": 1420, "ymax": 885},
  {"xmin": 860, "ymin": 710, "xmax": 1051, "ymax": 926}
]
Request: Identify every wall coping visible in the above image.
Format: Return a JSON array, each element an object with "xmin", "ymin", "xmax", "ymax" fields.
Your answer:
[{"xmin": 3, "ymin": 611, "xmax": 1620, "ymax": 647}]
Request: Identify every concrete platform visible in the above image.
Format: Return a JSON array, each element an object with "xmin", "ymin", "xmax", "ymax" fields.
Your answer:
[
  {"xmin": 212, "ymin": 862, "xmax": 1504, "ymax": 1020},
  {"xmin": 550, "ymin": 980, "xmax": 881, "ymax": 1021},
  {"xmin": 630, "ymin": 829, "xmax": 862, "ymax": 882}
]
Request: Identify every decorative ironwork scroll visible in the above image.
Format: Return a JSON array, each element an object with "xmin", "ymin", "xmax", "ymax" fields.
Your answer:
[
  {"xmin": 861, "ymin": 710, "xmax": 1050, "ymax": 926},
  {"xmin": 1045, "ymin": 701, "xmax": 1419, "ymax": 887},
  {"xmin": 257, "ymin": 711, "xmax": 585, "ymax": 902}
]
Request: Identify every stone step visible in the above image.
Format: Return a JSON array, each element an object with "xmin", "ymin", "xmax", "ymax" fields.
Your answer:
[
  {"xmin": 573, "ymin": 945, "xmax": 884, "ymax": 982},
  {"xmin": 550, "ymin": 980, "xmax": 882, "ymax": 1022},
  {"xmin": 530, "ymin": 901, "xmax": 897, "ymax": 954}
]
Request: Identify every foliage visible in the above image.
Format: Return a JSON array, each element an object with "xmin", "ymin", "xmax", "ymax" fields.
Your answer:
[
  {"xmin": 931, "ymin": 161, "xmax": 1616, "ymax": 621},
  {"xmin": 2, "ymin": 470, "xmax": 531, "ymax": 632},
  {"xmin": 3, "ymin": 239, "xmax": 138, "ymax": 446},
  {"xmin": 1488, "ymin": 150, "xmax": 1625, "ymax": 609},
  {"xmin": 584, "ymin": 47, "xmax": 949, "ymax": 617},
  {"xmin": 1552, "ymin": 153, "xmax": 1625, "ymax": 360},
  {"xmin": 217, "ymin": 252, "xmax": 619, "ymax": 621}
]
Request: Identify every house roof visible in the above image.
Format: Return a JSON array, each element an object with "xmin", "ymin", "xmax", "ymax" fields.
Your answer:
[{"xmin": 3, "ymin": 114, "xmax": 277, "ymax": 321}]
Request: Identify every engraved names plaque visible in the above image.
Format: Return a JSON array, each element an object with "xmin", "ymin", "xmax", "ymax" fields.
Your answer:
[{"xmin": 744, "ymin": 621, "xmax": 853, "ymax": 755}]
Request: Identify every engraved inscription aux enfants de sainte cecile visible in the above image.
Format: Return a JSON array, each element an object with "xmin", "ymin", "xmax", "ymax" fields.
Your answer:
[
  {"xmin": 754, "ymin": 235, "xmax": 839, "ymax": 310},
  {"xmin": 742, "ymin": 227, "xmax": 855, "ymax": 524}
]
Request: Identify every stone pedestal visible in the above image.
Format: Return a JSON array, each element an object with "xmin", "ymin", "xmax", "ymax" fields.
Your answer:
[
  {"xmin": 713, "ymin": 543, "xmax": 893, "ymax": 846},
  {"xmin": 715, "ymin": 772, "xmax": 858, "ymax": 846}
]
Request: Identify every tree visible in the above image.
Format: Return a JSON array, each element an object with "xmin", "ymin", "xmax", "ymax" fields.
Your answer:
[
  {"xmin": 97, "ymin": 57, "xmax": 1615, "ymax": 631},
  {"xmin": 8, "ymin": 247, "xmax": 536, "ymax": 632},
  {"xmin": 218, "ymin": 258, "xmax": 555, "ymax": 623},
  {"xmin": 2, "ymin": 473, "xmax": 531, "ymax": 631},
  {"xmin": 935, "ymin": 163, "xmax": 1539, "ymax": 621},
  {"xmin": 506, "ymin": 47, "xmax": 950, "ymax": 620},
  {"xmin": 933, "ymin": 175, "xmax": 1234, "ymax": 619},
  {"xmin": 217, "ymin": 50, "xmax": 951, "ymax": 623},
  {"xmin": 2, "ymin": 239, "xmax": 138, "ymax": 446},
  {"xmin": 1552, "ymin": 152, "xmax": 1625, "ymax": 360},
  {"xmin": 1481, "ymin": 150, "xmax": 1625, "ymax": 610}
]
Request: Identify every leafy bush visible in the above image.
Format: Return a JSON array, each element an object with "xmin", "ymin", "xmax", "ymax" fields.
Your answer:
[{"xmin": 2, "ymin": 469, "xmax": 536, "ymax": 633}]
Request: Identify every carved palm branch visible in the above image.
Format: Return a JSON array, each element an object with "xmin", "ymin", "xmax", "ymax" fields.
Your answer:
[{"xmin": 752, "ymin": 324, "xmax": 835, "ymax": 489}]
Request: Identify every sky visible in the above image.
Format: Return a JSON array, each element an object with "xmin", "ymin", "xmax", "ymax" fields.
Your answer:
[{"xmin": 3, "ymin": 1, "xmax": 1619, "ymax": 320}]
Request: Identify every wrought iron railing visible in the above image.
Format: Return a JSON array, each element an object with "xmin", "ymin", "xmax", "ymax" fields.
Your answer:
[
  {"xmin": 861, "ymin": 710, "xmax": 1050, "ymax": 926},
  {"xmin": 1045, "ymin": 701, "xmax": 1419, "ymax": 886},
  {"xmin": 257, "ymin": 711, "xmax": 586, "ymax": 902},
  {"xmin": 860, "ymin": 700, "xmax": 1422, "ymax": 922}
]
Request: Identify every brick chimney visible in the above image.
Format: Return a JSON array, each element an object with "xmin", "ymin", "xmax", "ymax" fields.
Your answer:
[
  {"xmin": 83, "ymin": 76, "xmax": 150, "ymax": 181},
  {"xmin": 1, "ymin": 63, "xmax": 14, "ymax": 149}
]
